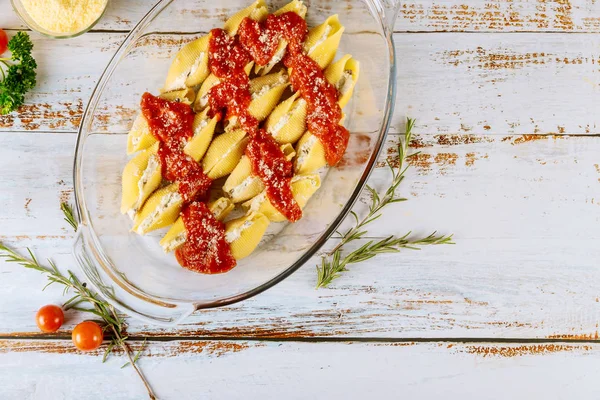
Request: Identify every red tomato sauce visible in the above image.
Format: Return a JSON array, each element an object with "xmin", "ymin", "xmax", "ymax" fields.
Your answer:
[
  {"xmin": 141, "ymin": 93, "xmax": 231, "ymax": 274},
  {"xmin": 136, "ymin": 10, "xmax": 351, "ymax": 273},
  {"xmin": 239, "ymin": 12, "xmax": 349, "ymax": 166},
  {"xmin": 140, "ymin": 93, "xmax": 212, "ymax": 203},
  {"xmin": 245, "ymin": 130, "xmax": 301, "ymax": 222},
  {"xmin": 207, "ymin": 29, "xmax": 258, "ymax": 132},
  {"xmin": 175, "ymin": 202, "xmax": 236, "ymax": 274}
]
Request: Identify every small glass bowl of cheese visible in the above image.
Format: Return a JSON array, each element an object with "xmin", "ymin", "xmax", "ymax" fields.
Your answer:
[{"xmin": 11, "ymin": 0, "xmax": 109, "ymax": 39}]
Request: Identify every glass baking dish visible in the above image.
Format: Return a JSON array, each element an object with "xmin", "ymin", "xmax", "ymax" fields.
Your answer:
[{"xmin": 73, "ymin": 0, "xmax": 401, "ymax": 325}]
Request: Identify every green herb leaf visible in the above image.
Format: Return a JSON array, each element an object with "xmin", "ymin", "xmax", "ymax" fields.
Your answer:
[
  {"xmin": 316, "ymin": 118, "xmax": 454, "ymax": 288},
  {"xmin": 0, "ymin": 204, "xmax": 157, "ymax": 399},
  {"xmin": 0, "ymin": 32, "xmax": 37, "ymax": 115}
]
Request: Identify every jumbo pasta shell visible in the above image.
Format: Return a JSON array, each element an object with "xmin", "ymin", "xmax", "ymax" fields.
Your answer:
[
  {"xmin": 255, "ymin": 40, "xmax": 287, "ymax": 76},
  {"xmin": 223, "ymin": 156, "xmax": 264, "ymax": 203},
  {"xmin": 159, "ymin": 87, "xmax": 197, "ymax": 105},
  {"xmin": 159, "ymin": 197, "xmax": 233, "ymax": 252},
  {"xmin": 224, "ymin": 144, "xmax": 295, "ymax": 203},
  {"xmin": 224, "ymin": 0, "xmax": 268, "ymax": 36},
  {"xmin": 324, "ymin": 54, "xmax": 360, "ymax": 109},
  {"xmin": 133, "ymin": 183, "xmax": 183, "ymax": 235},
  {"xmin": 202, "ymin": 130, "xmax": 249, "ymax": 179},
  {"xmin": 305, "ymin": 15, "xmax": 345, "ymax": 70},
  {"xmin": 294, "ymin": 131, "xmax": 327, "ymax": 175},
  {"xmin": 254, "ymin": 0, "xmax": 308, "ymax": 76},
  {"xmin": 193, "ymin": 62, "xmax": 254, "ymax": 112},
  {"xmin": 120, "ymin": 143, "xmax": 162, "ymax": 215},
  {"xmin": 127, "ymin": 113, "xmax": 157, "ymax": 155},
  {"xmin": 194, "ymin": 73, "xmax": 220, "ymax": 111},
  {"xmin": 160, "ymin": 217, "xmax": 186, "ymax": 253},
  {"xmin": 265, "ymin": 93, "xmax": 307, "ymax": 144},
  {"xmin": 163, "ymin": 34, "xmax": 210, "ymax": 92},
  {"xmin": 243, "ymin": 174, "xmax": 321, "ymax": 222},
  {"xmin": 209, "ymin": 197, "xmax": 235, "ymax": 221},
  {"xmin": 184, "ymin": 108, "xmax": 219, "ymax": 162},
  {"xmin": 225, "ymin": 212, "xmax": 270, "ymax": 260},
  {"xmin": 247, "ymin": 71, "xmax": 289, "ymax": 122},
  {"xmin": 274, "ymin": 0, "xmax": 307, "ymax": 17}
]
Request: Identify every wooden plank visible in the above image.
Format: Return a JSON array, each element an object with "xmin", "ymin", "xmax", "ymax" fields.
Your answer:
[
  {"xmin": 2, "ymin": 0, "xmax": 600, "ymax": 33},
  {"xmin": 1, "ymin": 132, "xmax": 599, "ymax": 338},
  {"xmin": 1, "ymin": 32, "xmax": 599, "ymax": 136},
  {"xmin": 2, "ymin": 339, "xmax": 600, "ymax": 399}
]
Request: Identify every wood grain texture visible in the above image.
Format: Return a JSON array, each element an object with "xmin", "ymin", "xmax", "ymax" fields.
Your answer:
[
  {"xmin": 2, "ymin": 0, "xmax": 600, "ymax": 33},
  {"xmin": 1, "ymin": 132, "xmax": 599, "ymax": 339},
  {"xmin": 2, "ymin": 1, "xmax": 600, "ymax": 397},
  {"xmin": 2, "ymin": 339, "xmax": 600, "ymax": 399},
  {"xmin": 0, "ymin": 32, "xmax": 599, "ymax": 136}
]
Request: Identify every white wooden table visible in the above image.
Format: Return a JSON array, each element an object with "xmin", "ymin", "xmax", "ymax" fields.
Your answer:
[{"xmin": 1, "ymin": 1, "xmax": 600, "ymax": 398}]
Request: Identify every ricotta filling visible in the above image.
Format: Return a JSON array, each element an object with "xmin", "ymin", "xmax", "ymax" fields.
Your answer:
[
  {"xmin": 137, "ymin": 191, "xmax": 182, "ymax": 234},
  {"xmin": 225, "ymin": 220, "xmax": 254, "ymax": 243}
]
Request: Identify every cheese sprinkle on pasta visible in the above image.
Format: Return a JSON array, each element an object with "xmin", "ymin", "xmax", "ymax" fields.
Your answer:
[{"xmin": 21, "ymin": 0, "xmax": 108, "ymax": 35}]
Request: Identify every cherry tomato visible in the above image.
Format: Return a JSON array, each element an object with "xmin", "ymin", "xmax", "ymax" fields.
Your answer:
[
  {"xmin": 35, "ymin": 305, "xmax": 64, "ymax": 333},
  {"xmin": 0, "ymin": 29, "xmax": 7, "ymax": 55},
  {"xmin": 72, "ymin": 321, "xmax": 104, "ymax": 351}
]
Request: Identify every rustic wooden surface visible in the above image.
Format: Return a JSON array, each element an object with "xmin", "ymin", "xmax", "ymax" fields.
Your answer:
[{"xmin": 1, "ymin": 0, "xmax": 600, "ymax": 398}]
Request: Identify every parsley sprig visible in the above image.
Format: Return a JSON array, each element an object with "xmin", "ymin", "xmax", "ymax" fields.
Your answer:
[
  {"xmin": 0, "ymin": 32, "xmax": 37, "ymax": 115},
  {"xmin": 316, "ymin": 118, "xmax": 454, "ymax": 288}
]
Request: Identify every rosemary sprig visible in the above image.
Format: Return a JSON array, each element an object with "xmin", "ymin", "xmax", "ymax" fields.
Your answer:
[
  {"xmin": 0, "ymin": 203, "xmax": 156, "ymax": 400},
  {"xmin": 316, "ymin": 118, "xmax": 454, "ymax": 288},
  {"xmin": 60, "ymin": 202, "xmax": 78, "ymax": 231}
]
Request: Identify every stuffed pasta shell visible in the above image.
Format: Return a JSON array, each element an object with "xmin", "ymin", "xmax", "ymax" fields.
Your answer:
[
  {"xmin": 161, "ymin": 209, "xmax": 270, "ymax": 261},
  {"xmin": 242, "ymin": 174, "xmax": 321, "ymax": 222},
  {"xmin": 160, "ymin": 197, "xmax": 235, "ymax": 252},
  {"xmin": 163, "ymin": 35, "xmax": 211, "ymax": 93},
  {"xmin": 223, "ymin": 143, "xmax": 295, "ymax": 203},
  {"xmin": 159, "ymin": 88, "xmax": 196, "ymax": 105},
  {"xmin": 224, "ymin": 0, "xmax": 269, "ymax": 36},
  {"xmin": 127, "ymin": 113, "xmax": 157, "ymax": 155},
  {"xmin": 127, "ymin": 89, "xmax": 197, "ymax": 155},
  {"xmin": 264, "ymin": 92, "xmax": 307, "ymax": 144},
  {"xmin": 193, "ymin": 62, "xmax": 254, "ymax": 111},
  {"xmin": 304, "ymin": 15, "xmax": 344, "ymax": 70},
  {"xmin": 324, "ymin": 54, "xmax": 360, "ymax": 108},
  {"xmin": 227, "ymin": 70, "xmax": 289, "ymax": 129},
  {"xmin": 294, "ymin": 56, "xmax": 359, "ymax": 174},
  {"xmin": 202, "ymin": 129, "xmax": 249, "ymax": 179},
  {"xmin": 133, "ymin": 183, "xmax": 183, "ymax": 235},
  {"xmin": 254, "ymin": 0, "xmax": 308, "ymax": 76},
  {"xmin": 120, "ymin": 143, "xmax": 162, "ymax": 216},
  {"xmin": 224, "ymin": 212, "xmax": 270, "ymax": 260},
  {"xmin": 183, "ymin": 108, "xmax": 219, "ymax": 162}
]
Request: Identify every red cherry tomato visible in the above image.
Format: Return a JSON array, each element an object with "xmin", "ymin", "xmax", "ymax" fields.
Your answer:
[
  {"xmin": 0, "ymin": 29, "xmax": 7, "ymax": 55},
  {"xmin": 72, "ymin": 321, "xmax": 104, "ymax": 351},
  {"xmin": 35, "ymin": 305, "xmax": 64, "ymax": 333}
]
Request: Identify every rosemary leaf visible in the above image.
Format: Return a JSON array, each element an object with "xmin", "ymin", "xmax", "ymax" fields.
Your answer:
[
  {"xmin": 61, "ymin": 202, "xmax": 78, "ymax": 231},
  {"xmin": 316, "ymin": 118, "xmax": 454, "ymax": 288},
  {"xmin": 0, "ymin": 202, "xmax": 157, "ymax": 399}
]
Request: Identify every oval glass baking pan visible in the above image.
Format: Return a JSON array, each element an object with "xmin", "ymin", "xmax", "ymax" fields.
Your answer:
[{"xmin": 73, "ymin": 0, "xmax": 400, "ymax": 325}]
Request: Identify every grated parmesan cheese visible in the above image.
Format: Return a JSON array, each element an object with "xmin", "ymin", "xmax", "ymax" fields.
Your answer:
[{"xmin": 21, "ymin": 0, "xmax": 108, "ymax": 35}]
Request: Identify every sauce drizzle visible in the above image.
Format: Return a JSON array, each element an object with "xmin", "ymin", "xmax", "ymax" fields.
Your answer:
[
  {"xmin": 140, "ymin": 93, "xmax": 212, "ymax": 203},
  {"xmin": 209, "ymin": 22, "xmax": 302, "ymax": 222},
  {"xmin": 176, "ymin": 202, "xmax": 236, "ymax": 274},
  {"xmin": 141, "ymin": 93, "xmax": 234, "ymax": 273}
]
